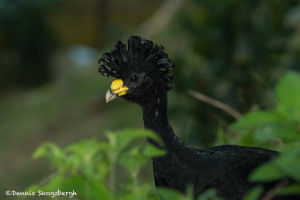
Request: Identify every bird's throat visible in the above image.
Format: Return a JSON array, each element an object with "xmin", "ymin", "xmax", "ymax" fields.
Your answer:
[{"xmin": 140, "ymin": 94, "xmax": 175, "ymax": 149}]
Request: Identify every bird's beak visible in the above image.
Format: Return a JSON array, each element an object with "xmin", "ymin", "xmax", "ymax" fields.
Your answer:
[{"xmin": 105, "ymin": 79, "xmax": 129, "ymax": 103}]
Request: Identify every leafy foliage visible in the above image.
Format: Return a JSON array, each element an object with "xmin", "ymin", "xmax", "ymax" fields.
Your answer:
[
  {"xmin": 27, "ymin": 129, "xmax": 161, "ymax": 200},
  {"xmin": 27, "ymin": 71, "xmax": 300, "ymax": 199},
  {"xmin": 229, "ymin": 71, "xmax": 300, "ymax": 198},
  {"xmin": 230, "ymin": 71, "xmax": 300, "ymax": 149},
  {"xmin": 27, "ymin": 129, "xmax": 220, "ymax": 200}
]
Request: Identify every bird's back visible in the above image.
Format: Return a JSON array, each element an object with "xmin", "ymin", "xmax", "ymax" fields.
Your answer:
[{"xmin": 153, "ymin": 144, "xmax": 278, "ymax": 200}]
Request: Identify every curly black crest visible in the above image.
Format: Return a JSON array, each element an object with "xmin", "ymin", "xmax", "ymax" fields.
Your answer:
[{"xmin": 98, "ymin": 36, "xmax": 175, "ymax": 91}]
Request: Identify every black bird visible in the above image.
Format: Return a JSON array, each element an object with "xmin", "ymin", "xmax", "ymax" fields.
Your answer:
[{"xmin": 98, "ymin": 36, "xmax": 280, "ymax": 200}]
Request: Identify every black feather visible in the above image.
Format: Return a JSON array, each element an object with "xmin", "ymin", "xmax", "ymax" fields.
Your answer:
[{"xmin": 98, "ymin": 36, "xmax": 174, "ymax": 92}]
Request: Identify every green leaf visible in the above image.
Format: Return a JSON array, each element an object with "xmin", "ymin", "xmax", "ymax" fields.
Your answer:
[
  {"xmin": 156, "ymin": 187, "xmax": 186, "ymax": 200},
  {"xmin": 276, "ymin": 71, "xmax": 300, "ymax": 109},
  {"xmin": 279, "ymin": 160, "xmax": 300, "ymax": 182},
  {"xmin": 96, "ymin": 163, "xmax": 109, "ymax": 181},
  {"xmin": 197, "ymin": 188, "xmax": 222, "ymax": 200},
  {"xmin": 276, "ymin": 104, "xmax": 300, "ymax": 124},
  {"xmin": 39, "ymin": 175, "xmax": 64, "ymax": 191},
  {"xmin": 46, "ymin": 176, "xmax": 112, "ymax": 200},
  {"xmin": 32, "ymin": 142, "xmax": 66, "ymax": 171},
  {"xmin": 254, "ymin": 123, "xmax": 300, "ymax": 143},
  {"xmin": 116, "ymin": 129, "xmax": 163, "ymax": 152},
  {"xmin": 67, "ymin": 139, "xmax": 101, "ymax": 157},
  {"xmin": 32, "ymin": 142, "xmax": 64, "ymax": 160},
  {"xmin": 65, "ymin": 139, "xmax": 106, "ymax": 179},
  {"xmin": 230, "ymin": 111, "xmax": 282, "ymax": 131},
  {"xmin": 249, "ymin": 163, "xmax": 284, "ymax": 182},
  {"xmin": 273, "ymin": 146, "xmax": 300, "ymax": 182},
  {"xmin": 118, "ymin": 147, "xmax": 148, "ymax": 175},
  {"xmin": 121, "ymin": 184, "xmax": 151, "ymax": 200},
  {"xmin": 32, "ymin": 144, "xmax": 50, "ymax": 159},
  {"xmin": 62, "ymin": 177, "xmax": 107, "ymax": 200},
  {"xmin": 143, "ymin": 144, "xmax": 166, "ymax": 157},
  {"xmin": 278, "ymin": 184, "xmax": 300, "ymax": 195},
  {"xmin": 242, "ymin": 186, "xmax": 263, "ymax": 200}
]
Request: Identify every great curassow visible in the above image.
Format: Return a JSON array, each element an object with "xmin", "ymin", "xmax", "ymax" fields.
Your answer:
[{"xmin": 98, "ymin": 36, "xmax": 297, "ymax": 200}]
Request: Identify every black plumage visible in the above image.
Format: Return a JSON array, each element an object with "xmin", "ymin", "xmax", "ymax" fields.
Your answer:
[{"xmin": 99, "ymin": 36, "xmax": 287, "ymax": 200}]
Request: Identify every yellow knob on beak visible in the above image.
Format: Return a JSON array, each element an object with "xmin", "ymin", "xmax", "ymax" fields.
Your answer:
[{"xmin": 105, "ymin": 79, "xmax": 129, "ymax": 103}]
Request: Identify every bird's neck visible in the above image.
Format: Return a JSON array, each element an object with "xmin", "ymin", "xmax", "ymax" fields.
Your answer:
[
  {"xmin": 141, "ymin": 94, "xmax": 170, "ymax": 146},
  {"xmin": 140, "ymin": 92, "xmax": 204, "ymax": 169},
  {"xmin": 140, "ymin": 93, "xmax": 188, "ymax": 151},
  {"xmin": 139, "ymin": 92, "xmax": 206, "ymax": 169}
]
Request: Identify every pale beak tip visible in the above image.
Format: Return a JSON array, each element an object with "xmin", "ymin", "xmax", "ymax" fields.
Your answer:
[{"xmin": 105, "ymin": 88, "xmax": 117, "ymax": 103}]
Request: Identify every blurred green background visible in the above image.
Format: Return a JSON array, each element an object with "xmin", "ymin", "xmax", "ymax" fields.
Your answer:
[{"xmin": 1, "ymin": 0, "xmax": 300, "ymax": 196}]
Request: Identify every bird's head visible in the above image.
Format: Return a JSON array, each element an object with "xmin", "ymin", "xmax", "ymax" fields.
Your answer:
[{"xmin": 98, "ymin": 36, "xmax": 174, "ymax": 104}]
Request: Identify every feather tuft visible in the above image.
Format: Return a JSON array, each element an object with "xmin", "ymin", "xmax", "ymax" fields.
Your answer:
[{"xmin": 98, "ymin": 36, "xmax": 175, "ymax": 91}]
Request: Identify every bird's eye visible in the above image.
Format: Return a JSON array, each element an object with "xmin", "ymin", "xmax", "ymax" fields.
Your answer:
[{"xmin": 130, "ymin": 74, "xmax": 138, "ymax": 82}]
